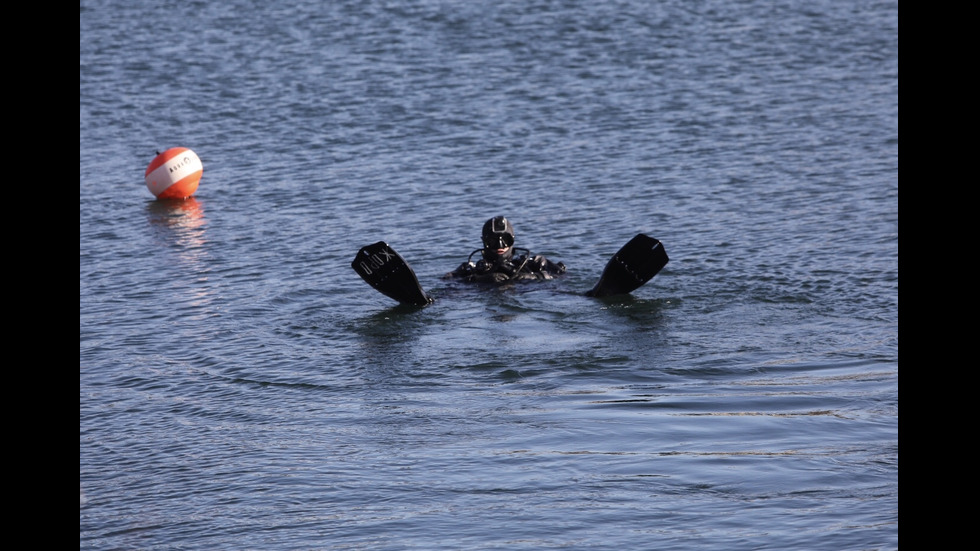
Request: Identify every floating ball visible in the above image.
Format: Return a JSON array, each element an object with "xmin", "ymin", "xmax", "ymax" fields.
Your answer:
[{"xmin": 144, "ymin": 147, "xmax": 203, "ymax": 200}]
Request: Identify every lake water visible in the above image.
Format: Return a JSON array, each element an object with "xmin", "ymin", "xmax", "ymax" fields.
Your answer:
[{"xmin": 80, "ymin": 0, "xmax": 898, "ymax": 549}]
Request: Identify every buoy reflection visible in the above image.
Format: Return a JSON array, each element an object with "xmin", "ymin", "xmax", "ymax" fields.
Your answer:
[{"xmin": 146, "ymin": 196, "xmax": 208, "ymax": 253}]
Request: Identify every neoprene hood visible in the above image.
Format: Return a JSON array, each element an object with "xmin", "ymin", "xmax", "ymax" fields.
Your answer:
[{"xmin": 482, "ymin": 216, "xmax": 515, "ymax": 260}]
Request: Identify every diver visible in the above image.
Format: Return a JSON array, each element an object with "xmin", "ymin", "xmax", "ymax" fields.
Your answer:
[{"xmin": 443, "ymin": 216, "xmax": 567, "ymax": 283}]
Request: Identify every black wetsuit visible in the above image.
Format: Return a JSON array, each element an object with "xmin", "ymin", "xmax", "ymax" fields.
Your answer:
[{"xmin": 444, "ymin": 249, "xmax": 566, "ymax": 283}]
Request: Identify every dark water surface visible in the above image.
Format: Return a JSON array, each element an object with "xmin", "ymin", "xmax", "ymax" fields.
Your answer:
[{"xmin": 80, "ymin": 1, "xmax": 898, "ymax": 549}]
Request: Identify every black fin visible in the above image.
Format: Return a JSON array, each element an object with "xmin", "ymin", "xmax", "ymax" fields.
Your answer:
[
  {"xmin": 352, "ymin": 242, "xmax": 433, "ymax": 306},
  {"xmin": 586, "ymin": 234, "xmax": 668, "ymax": 298}
]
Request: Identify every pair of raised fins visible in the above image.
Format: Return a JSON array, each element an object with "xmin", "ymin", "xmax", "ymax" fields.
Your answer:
[{"xmin": 352, "ymin": 233, "xmax": 668, "ymax": 307}]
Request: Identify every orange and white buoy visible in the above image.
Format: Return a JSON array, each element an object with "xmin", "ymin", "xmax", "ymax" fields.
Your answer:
[{"xmin": 144, "ymin": 147, "xmax": 203, "ymax": 200}]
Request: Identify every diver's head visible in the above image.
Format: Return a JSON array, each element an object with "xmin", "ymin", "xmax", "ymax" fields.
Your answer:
[{"xmin": 481, "ymin": 215, "xmax": 515, "ymax": 261}]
